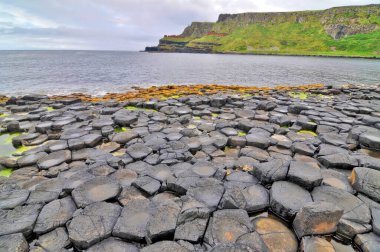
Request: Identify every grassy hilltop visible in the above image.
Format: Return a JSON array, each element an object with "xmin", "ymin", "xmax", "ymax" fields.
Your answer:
[{"xmin": 147, "ymin": 4, "xmax": 380, "ymax": 58}]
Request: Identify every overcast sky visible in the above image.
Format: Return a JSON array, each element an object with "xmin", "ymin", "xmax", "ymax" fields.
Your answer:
[{"xmin": 0, "ymin": 0, "xmax": 377, "ymax": 51}]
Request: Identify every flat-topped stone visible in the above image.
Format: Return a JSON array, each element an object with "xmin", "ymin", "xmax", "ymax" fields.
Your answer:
[
  {"xmin": 67, "ymin": 202, "xmax": 121, "ymax": 250},
  {"xmin": 72, "ymin": 177, "xmax": 121, "ymax": 208}
]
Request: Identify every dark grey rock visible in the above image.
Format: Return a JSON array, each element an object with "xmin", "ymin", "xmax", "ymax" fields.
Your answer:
[
  {"xmin": 221, "ymin": 127, "xmax": 238, "ymax": 136},
  {"xmin": 0, "ymin": 189, "xmax": 29, "ymax": 209},
  {"xmin": 48, "ymin": 140, "xmax": 68, "ymax": 152},
  {"xmin": 359, "ymin": 132, "xmax": 380, "ymax": 150},
  {"xmin": 127, "ymin": 143, "xmax": 153, "ymax": 160},
  {"xmin": 317, "ymin": 153, "xmax": 358, "ymax": 169},
  {"xmin": 226, "ymin": 170, "xmax": 257, "ymax": 185},
  {"xmin": 117, "ymin": 186, "xmax": 147, "ymax": 206},
  {"xmin": 0, "ymin": 204, "xmax": 42, "ymax": 237},
  {"xmin": 219, "ymin": 187, "xmax": 247, "ymax": 210},
  {"xmin": 167, "ymin": 177, "xmax": 199, "ymax": 195},
  {"xmin": 86, "ymin": 237, "xmax": 139, "ymax": 252},
  {"xmin": 186, "ymin": 178, "xmax": 224, "ymax": 211},
  {"xmin": 67, "ymin": 202, "xmax": 121, "ymax": 250},
  {"xmin": 174, "ymin": 196, "xmax": 210, "ymax": 243},
  {"xmin": 113, "ymin": 112, "xmax": 138, "ymax": 126},
  {"xmin": 351, "ymin": 167, "xmax": 380, "ymax": 202},
  {"xmin": 35, "ymin": 121, "xmax": 53, "ymax": 133},
  {"xmin": 236, "ymin": 232, "xmax": 269, "ymax": 252},
  {"xmin": 240, "ymin": 146, "xmax": 269, "ymax": 162},
  {"xmin": 300, "ymin": 237, "xmax": 335, "ymax": 252},
  {"xmin": 287, "ymin": 161, "xmax": 322, "ymax": 190},
  {"xmin": 228, "ymin": 136, "xmax": 246, "ymax": 147},
  {"xmin": 253, "ymin": 216, "xmax": 298, "ymax": 252},
  {"xmin": 0, "ymin": 233, "xmax": 28, "ymax": 252},
  {"xmin": 111, "ymin": 131, "xmax": 139, "ymax": 144},
  {"xmin": 81, "ymin": 133, "xmax": 102, "ymax": 147},
  {"xmin": 242, "ymin": 184, "xmax": 269, "ymax": 212},
  {"xmin": 291, "ymin": 142, "xmax": 316, "ymax": 156},
  {"xmin": 31, "ymin": 227, "xmax": 70, "ymax": 252},
  {"xmin": 72, "ymin": 177, "xmax": 121, "ymax": 208},
  {"xmin": 252, "ymin": 159, "xmax": 290, "ymax": 184},
  {"xmin": 33, "ymin": 197, "xmax": 76, "ymax": 234},
  {"xmin": 246, "ymin": 134, "xmax": 270, "ymax": 149},
  {"xmin": 270, "ymin": 181, "xmax": 313, "ymax": 220},
  {"xmin": 210, "ymin": 244, "xmax": 257, "ymax": 252},
  {"xmin": 337, "ymin": 218, "xmax": 372, "ymax": 239},
  {"xmin": 113, "ymin": 198, "xmax": 152, "ymax": 242},
  {"xmin": 147, "ymin": 199, "xmax": 182, "ymax": 242},
  {"xmin": 17, "ymin": 152, "xmax": 48, "ymax": 167},
  {"xmin": 109, "ymin": 169, "xmax": 137, "ymax": 187},
  {"xmin": 37, "ymin": 150, "xmax": 71, "ymax": 170},
  {"xmin": 318, "ymin": 144, "xmax": 349, "ymax": 156},
  {"xmin": 321, "ymin": 169, "xmax": 354, "ymax": 193},
  {"xmin": 126, "ymin": 161, "xmax": 153, "ymax": 175},
  {"xmin": 27, "ymin": 178, "xmax": 65, "ymax": 204},
  {"xmin": 133, "ymin": 176, "xmax": 161, "ymax": 196},
  {"xmin": 141, "ymin": 241, "xmax": 188, "ymax": 252},
  {"xmin": 204, "ymin": 209, "xmax": 253, "ymax": 247},
  {"xmin": 148, "ymin": 164, "xmax": 174, "ymax": 182},
  {"xmin": 354, "ymin": 232, "xmax": 380, "ymax": 252},
  {"xmin": 288, "ymin": 104, "xmax": 309, "ymax": 114},
  {"xmin": 293, "ymin": 201, "xmax": 343, "ymax": 238},
  {"xmin": 60, "ymin": 129, "xmax": 88, "ymax": 140},
  {"xmin": 68, "ymin": 138, "xmax": 85, "ymax": 150},
  {"xmin": 312, "ymin": 186, "xmax": 371, "ymax": 224}
]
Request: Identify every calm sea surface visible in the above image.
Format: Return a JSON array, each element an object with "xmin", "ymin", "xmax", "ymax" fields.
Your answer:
[{"xmin": 0, "ymin": 50, "xmax": 379, "ymax": 96}]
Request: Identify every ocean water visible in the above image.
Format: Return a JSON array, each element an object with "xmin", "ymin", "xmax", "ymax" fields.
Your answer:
[{"xmin": 0, "ymin": 50, "xmax": 379, "ymax": 96}]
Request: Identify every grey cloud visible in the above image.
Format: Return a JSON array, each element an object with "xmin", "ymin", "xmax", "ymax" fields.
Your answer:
[{"xmin": 0, "ymin": 0, "xmax": 376, "ymax": 50}]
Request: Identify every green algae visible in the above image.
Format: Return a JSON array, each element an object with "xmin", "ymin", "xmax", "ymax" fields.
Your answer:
[
  {"xmin": 125, "ymin": 106, "xmax": 157, "ymax": 112},
  {"xmin": 298, "ymin": 130, "xmax": 318, "ymax": 136},
  {"xmin": 187, "ymin": 124, "xmax": 197, "ymax": 129},
  {"xmin": 238, "ymin": 131, "xmax": 247, "ymax": 136},
  {"xmin": 289, "ymin": 92, "xmax": 309, "ymax": 100},
  {"xmin": 47, "ymin": 106, "xmax": 55, "ymax": 112},
  {"xmin": 212, "ymin": 113, "xmax": 219, "ymax": 117},
  {"xmin": 240, "ymin": 94, "xmax": 253, "ymax": 98},
  {"xmin": 13, "ymin": 145, "xmax": 35, "ymax": 155},
  {"xmin": 114, "ymin": 127, "xmax": 129, "ymax": 133},
  {"xmin": 160, "ymin": 95, "xmax": 181, "ymax": 101},
  {"xmin": 289, "ymin": 92, "xmax": 334, "ymax": 100},
  {"xmin": 0, "ymin": 168, "xmax": 13, "ymax": 177},
  {"xmin": 0, "ymin": 132, "xmax": 25, "ymax": 157},
  {"xmin": 193, "ymin": 116, "xmax": 201, "ymax": 120},
  {"xmin": 0, "ymin": 113, "xmax": 9, "ymax": 118},
  {"xmin": 168, "ymin": 95, "xmax": 181, "ymax": 99}
]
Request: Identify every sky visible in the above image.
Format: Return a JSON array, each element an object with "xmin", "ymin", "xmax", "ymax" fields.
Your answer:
[{"xmin": 0, "ymin": 0, "xmax": 377, "ymax": 51}]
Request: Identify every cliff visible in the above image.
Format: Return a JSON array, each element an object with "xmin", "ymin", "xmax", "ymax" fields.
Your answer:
[{"xmin": 145, "ymin": 4, "xmax": 380, "ymax": 58}]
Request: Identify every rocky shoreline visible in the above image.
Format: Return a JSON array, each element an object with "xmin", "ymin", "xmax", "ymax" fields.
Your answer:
[{"xmin": 0, "ymin": 84, "xmax": 379, "ymax": 251}]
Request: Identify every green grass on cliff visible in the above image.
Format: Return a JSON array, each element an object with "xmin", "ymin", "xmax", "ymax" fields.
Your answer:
[
  {"xmin": 159, "ymin": 5, "xmax": 380, "ymax": 58},
  {"xmin": 191, "ymin": 22, "xmax": 380, "ymax": 57}
]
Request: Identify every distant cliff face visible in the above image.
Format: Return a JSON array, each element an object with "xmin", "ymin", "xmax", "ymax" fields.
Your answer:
[
  {"xmin": 146, "ymin": 4, "xmax": 380, "ymax": 58},
  {"xmin": 180, "ymin": 22, "xmax": 214, "ymax": 37}
]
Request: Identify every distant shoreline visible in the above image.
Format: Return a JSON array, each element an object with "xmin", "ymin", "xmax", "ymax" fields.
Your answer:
[{"xmin": 143, "ymin": 50, "xmax": 380, "ymax": 60}]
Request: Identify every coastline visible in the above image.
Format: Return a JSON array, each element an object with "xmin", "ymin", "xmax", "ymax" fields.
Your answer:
[
  {"xmin": 1, "ymin": 83, "xmax": 327, "ymax": 103},
  {"xmin": 0, "ymin": 83, "xmax": 379, "ymax": 251},
  {"xmin": 144, "ymin": 50, "xmax": 380, "ymax": 60}
]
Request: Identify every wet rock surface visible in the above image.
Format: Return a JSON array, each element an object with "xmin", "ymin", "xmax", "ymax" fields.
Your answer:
[{"xmin": 0, "ymin": 84, "xmax": 379, "ymax": 251}]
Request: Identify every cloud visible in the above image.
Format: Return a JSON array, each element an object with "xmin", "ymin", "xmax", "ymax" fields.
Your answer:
[{"xmin": 0, "ymin": 0, "xmax": 377, "ymax": 50}]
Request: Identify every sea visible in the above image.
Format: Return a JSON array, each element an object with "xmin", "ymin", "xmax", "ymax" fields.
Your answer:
[{"xmin": 0, "ymin": 50, "xmax": 379, "ymax": 96}]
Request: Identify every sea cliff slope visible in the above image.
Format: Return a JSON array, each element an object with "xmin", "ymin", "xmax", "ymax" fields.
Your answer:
[{"xmin": 146, "ymin": 4, "xmax": 380, "ymax": 58}]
